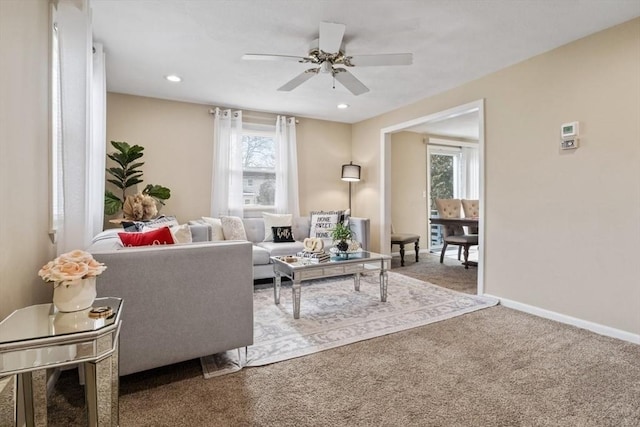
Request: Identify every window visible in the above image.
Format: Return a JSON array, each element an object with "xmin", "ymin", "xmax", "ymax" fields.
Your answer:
[
  {"xmin": 427, "ymin": 141, "xmax": 479, "ymax": 250},
  {"xmin": 241, "ymin": 127, "xmax": 276, "ymax": 215}
]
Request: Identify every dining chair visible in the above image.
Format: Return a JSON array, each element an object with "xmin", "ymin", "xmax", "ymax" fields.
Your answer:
[
  {"xmin": 434, "ymin": 198, "xmax": 478, "ymax": 269},
  {"xmin": 461, "ymin": 199, "xmax": 479, "ymax": 234}
]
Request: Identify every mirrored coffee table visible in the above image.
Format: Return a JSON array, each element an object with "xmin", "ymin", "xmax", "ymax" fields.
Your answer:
[{"xmin": 271, "ymin": 251, "xmax": 391, "ymax": 319}]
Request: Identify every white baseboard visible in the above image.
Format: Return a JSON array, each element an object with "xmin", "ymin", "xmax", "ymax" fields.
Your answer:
[{"xmin": 485, "ymin": 294, "xmax": 640, "ymax": 345}]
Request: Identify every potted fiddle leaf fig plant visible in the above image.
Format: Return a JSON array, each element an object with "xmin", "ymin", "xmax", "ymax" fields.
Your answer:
[
  {"xmin": 330, "ymin": 222, "xmax": 352, "ymax": 252},
  {"xmin": 104, "ymin": 141, "xmax": 171, "ymax": 219}
]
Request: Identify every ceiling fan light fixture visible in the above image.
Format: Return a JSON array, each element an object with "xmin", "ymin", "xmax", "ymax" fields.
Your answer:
[
  {"xmin": 320, "ymin": 61, "xmax": 333, "ymax": 74},
  {"xmin": 337, "ymin": 103, "xmax": 349, "ymax": 109}
]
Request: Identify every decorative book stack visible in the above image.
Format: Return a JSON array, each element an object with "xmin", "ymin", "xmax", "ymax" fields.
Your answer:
[{"xmin": 296, "ymin": 251, "xmax": 330, "ymax": 263}]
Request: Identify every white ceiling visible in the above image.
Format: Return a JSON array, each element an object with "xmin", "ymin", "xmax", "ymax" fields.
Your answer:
[{"xmin": 91, "ymin": 0, "xmax": 640, "ymax": 124}]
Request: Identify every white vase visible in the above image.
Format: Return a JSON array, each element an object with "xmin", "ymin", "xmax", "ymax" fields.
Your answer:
[{"xmin": 53, "ymin": 276, "xmax": 97, "ymax": 312}]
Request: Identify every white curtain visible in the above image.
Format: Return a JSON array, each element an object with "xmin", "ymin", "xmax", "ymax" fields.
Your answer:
[
  {"xmin": 51, "ymin": 17, "xmax": 65, "ymax": 249},
  {"xmin": 211, "ymin": 108, "xmax": 243, "ymax": 217},
  {"xmin": 461, "ymin": 147, "xmax": 480, "ymax": 200},
  {"xmin": 89, "ymin": 43, "xmax": 107, "ymax": 238},
  {"xmin": 274, "ymin": 116, "xmax": 300, "ymax": 216},
  {"xmin": 53, "ymin": 0, "xmax": 105, "ymax": 253}
]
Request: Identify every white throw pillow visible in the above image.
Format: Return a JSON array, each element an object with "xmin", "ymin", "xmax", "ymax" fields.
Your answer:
[
  {"xmin": 262, "ymin": 212, "xmax": 293, "ymax": 242},
  {"xmin": 220, "ymin": 216, "xmax": 247, "ymax": 240},
  {"xmin": 170, "ymin": 224, "xmax": 193, "ymax": 244},
  {"xmin": 201, "ymin": 216, "xmax": 225, "ymax": 240},
  {"xmin": 309, "ymin": 210, "xmax": 343, "ymax": 239}
]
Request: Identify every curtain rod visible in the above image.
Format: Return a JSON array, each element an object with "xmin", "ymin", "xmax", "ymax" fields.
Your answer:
[{"xmin": 208, "ymin": 108, "xmax": 298, "ymax": 123}]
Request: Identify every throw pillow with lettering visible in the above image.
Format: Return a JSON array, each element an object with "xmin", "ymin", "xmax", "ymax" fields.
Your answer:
[
  {"xmin": 309, "ymin": 210, "xmax": 343, "ymax": 239},
  {"xmin": 272, "ymin": 226, "xmax": 295, "ymax": 243}
]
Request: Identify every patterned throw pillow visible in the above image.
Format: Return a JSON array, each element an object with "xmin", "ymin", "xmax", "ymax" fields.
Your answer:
[
  {"xmin": 309, "ymin": 210, "xmax": 343, "ymax": 239},
  {"xmin": 118, "ymin": 226, "xmax": 175, "ymax": 247},
  {"xmin": 272, "ymin": 226, "xmax": 295, "ymax": 243},
  {"xmin": 262, "ymin": 212, "xmax": 293, "ymax": 242},
  {"xmin": 220, "ymin": 216, "xmax": 247, "ymax": 240}
]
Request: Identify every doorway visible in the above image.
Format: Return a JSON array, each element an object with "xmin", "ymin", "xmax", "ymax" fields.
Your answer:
[{"xmin": 380, "ymin": 99, "xmax": 485, "ymax": 295}]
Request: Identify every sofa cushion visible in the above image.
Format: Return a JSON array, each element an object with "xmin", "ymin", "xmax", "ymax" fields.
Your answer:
[
  {"xmin": 220, "ymin": 216, "xmax": 247, "ymax": 240},
  {"xmin": 242, "ymin": 218, "xmax": 265, "ymax": 243},
  {"xmin": 257, "ymin": 241, "xmax": 304, "ymax": 257},
  {"xmin": 88, "ymin": 229, "xmax": 123, "ymax": 252},
  {"xmin": 188, "ymin": 223, "xmax": 212, "ymax": 242},
  {"xmin": 170, "ymin": 224, "xmax": 192, "ymax": 244},
  {"xmin": 201, "ymin": 217, "xmax": 225, "ymax": 240},
  {"xmin": 252, "ymin": 245, "xmax": 271, "ymax": 266},
  {"xmin": 118, "ymin": 227, "xmax": 175, "ymax": 247},
  {"xmin": 262, "ymin": 213, "xmax": 292, "ymax": 242}
]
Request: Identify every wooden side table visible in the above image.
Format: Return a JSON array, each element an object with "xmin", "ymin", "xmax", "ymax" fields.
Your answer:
[{"xmin": 0, "ymin": 297, "xmax": 123, "ymax": 426}]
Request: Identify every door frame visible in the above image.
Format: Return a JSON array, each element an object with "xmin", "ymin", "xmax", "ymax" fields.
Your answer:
[{"xmin": 379, "ymin": 99, "xmax": 486, "ymax": 295}]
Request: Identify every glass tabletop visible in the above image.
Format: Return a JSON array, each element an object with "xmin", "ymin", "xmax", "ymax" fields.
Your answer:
[
  {"xmin": 0, "ymin": 297, "xmax": 122, "ymax": 345},
  {"xmin": 273, "ymin": 250, "xmax": 390, "ymax": 268}
]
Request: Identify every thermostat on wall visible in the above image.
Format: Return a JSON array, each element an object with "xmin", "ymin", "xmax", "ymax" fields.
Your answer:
[
  {"xmin": 560, "ymin": 121, "xmax": 579, "ymax": 150},
  {"xmin": 561, "ymin": 121, "xmax": 579, "ymax": 138}
]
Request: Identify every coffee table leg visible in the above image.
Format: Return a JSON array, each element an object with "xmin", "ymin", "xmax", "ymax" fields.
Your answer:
[
  {"xmin": 274, "ymin": 271, "xmax": 281, "ymax": 304},
  {"xmin": 354, "ymin": 272, "xmax": 361, "ymax": 291},
  {"xmin": 292, "ymin": 280, "xmax": 301, "ymax": 319},
  {"xmin": 379, "ymin": 269, "xmax": 388, "ymax": 302}
]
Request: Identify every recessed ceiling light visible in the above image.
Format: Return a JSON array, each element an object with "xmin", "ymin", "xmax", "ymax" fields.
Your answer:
[
  {"xmin": 337, "ymin": 103, "xmax": 349, "ymax": 109},
  {"xmin": 165, "ymin": 75, "xmax": 182, "ymax": 83}
]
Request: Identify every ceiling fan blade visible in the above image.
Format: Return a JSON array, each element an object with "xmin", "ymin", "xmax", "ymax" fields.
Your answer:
[
  {"xmin": 319, "ymin": 21, "xmax": 346, "ymax": 53},
  {"xmin": 333, "ymin": 68, "xmax": 369, "ymax": 96},
  {"xmin": 345, "ymin": 53, "xmax": 413, "ymax": 67},
  {"xmin": 242, "ymin": 53, "xmax": 309, "ymax": 62},
  {"xmin": 277, "ymin": 68, "xmax": 319, "ymax": 91}
]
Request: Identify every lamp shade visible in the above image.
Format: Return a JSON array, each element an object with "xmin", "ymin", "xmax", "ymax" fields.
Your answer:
[{"xmin": 341, "ymin": 162, "xmax": 361, "ymax": 182}]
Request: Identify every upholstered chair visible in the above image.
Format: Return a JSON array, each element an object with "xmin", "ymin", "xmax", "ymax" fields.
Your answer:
[
  {"xmin": 434, "ymin": 198, "xmax": 478, "ymax": 268},
  {"xmin": 461, "ymin": 199, "xmax": 479, "ymax": 234}
]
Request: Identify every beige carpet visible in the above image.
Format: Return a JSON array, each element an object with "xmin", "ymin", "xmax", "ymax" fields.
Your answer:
[
  {"xmin": 202, "ymin": 271, "xmax": 497, "ymax": 376},
  {"xmin": 46, "ymin": 254, "xmax": 640, "ymax": 426}
]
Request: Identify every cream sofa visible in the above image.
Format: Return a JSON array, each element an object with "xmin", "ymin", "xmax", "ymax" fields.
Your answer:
[{"xmin": 87, "ymin": 226, "xmax": 253, "ymax": 376}]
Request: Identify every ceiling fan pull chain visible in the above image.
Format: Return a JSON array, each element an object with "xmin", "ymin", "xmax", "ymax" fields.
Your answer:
[{"xmin": 333, "ymin": 74, "xmax": 336, "ymax": 89}]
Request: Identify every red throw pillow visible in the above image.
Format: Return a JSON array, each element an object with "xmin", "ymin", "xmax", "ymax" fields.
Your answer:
[{"xmin": 118, "ymin": 226, "xmax": 175, "ymax": 247}]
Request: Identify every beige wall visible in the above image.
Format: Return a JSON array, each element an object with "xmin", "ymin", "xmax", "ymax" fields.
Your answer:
[
  {"xmin": 390, "ymin": 132, "xmax": 428, "ymax": 246},
  {"xmin": 353, "ymin": 18, "xmax": 640, "ymax": 335},
  {"xmin": 106, "ymin": 93, "xmax": 352, "ymax": 223},
  {"xmin": 0, "ymin": 0, "xmax": 55, "ymax": 320}
]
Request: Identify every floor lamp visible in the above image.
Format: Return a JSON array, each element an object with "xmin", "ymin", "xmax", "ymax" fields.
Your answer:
[{"xmin": 341, "ymin": 161, "xmax": 361, "ymax": 211}]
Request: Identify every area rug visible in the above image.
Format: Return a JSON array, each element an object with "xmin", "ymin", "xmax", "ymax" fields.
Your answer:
[{"xmin": 201, "ymin": 271, "xmax": 498, "ymax": 378}]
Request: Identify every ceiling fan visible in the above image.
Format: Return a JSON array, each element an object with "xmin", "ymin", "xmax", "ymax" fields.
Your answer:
[{"xmin": 242, "ymin": 21, "xmax": 413, "ymax": 96}]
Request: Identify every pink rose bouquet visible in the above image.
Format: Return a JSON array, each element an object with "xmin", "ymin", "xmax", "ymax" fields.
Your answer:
[{"xmin": 38, "ymin": 250, "xmax": 107, "ymax": 287}]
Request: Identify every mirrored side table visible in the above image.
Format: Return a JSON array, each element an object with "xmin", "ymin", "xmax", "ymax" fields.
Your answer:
[{"xmin": 0, "ymin": 297, "xmax": 122, "ymax": 427}]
